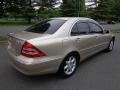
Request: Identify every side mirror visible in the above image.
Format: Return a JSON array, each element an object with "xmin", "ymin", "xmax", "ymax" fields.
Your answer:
[{"xmin": 104, "ymin": 30, "xmax": 109, "ymax": 33}]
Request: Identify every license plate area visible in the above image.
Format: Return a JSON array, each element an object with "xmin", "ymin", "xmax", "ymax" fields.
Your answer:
[{"xmin": 8, "ymin": 36, "xmax": 23, "ymax": 56}]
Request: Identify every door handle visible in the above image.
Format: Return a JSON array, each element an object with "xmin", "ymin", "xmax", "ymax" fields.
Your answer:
[
  {"xmin": 76, "ymin": 38, "xmax": 81, "ymax": 40},
  {"xmin": 95, "ymin": 35, "xmax": 99, "ymax": 38},
  {"xmin": 75, "ymin": 38, "xmax": 80, "ymax": 41}
]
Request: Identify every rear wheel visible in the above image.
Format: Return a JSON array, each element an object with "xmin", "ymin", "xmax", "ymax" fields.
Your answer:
[{"xmin": 58, "ymin": 53, "xmax": 79, "ymax": 78}]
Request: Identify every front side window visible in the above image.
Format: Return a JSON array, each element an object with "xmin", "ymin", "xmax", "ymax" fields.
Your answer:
[
  {"xmin": 25, "ymin": 19, "xmax": 66, "ymax": 34},
  {"xmin": 88, "ymin": 22, "xmax": 103, "ymax": 33}
]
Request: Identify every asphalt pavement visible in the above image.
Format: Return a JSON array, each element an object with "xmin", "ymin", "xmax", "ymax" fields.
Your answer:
[
  {"xmin": 102, "ymin": 23, "xmax": 120, "ymax": 30},
  {"xmin": 0, "ymin": 25, "xmax": 29, "ymax": 36},
  {"xmin": 0, "ymin": 33, "xmax": 120, "ymax": 90}
]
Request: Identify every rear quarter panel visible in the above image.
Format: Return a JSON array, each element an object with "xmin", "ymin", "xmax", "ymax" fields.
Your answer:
[{"xmin": 28, "ymin": 37, "xmax": 64, "ymax": 59}]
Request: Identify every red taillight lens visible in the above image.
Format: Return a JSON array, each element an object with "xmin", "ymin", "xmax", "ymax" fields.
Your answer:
[{"xmin": 21, "ymin": 42, "xmax": 46, "ymax": 58}]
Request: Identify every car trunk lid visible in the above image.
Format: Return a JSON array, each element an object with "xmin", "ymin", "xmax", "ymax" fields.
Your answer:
[{"xmin": 8, "ymin": 31, "xmax": 50, "ymax": 56}]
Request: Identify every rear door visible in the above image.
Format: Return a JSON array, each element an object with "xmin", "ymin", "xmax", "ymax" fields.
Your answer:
[{"xmin": 70, "ymin": 21, "xmax": 98, "ymax": 60}]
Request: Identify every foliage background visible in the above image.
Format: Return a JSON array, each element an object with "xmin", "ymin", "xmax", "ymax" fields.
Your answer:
[{"xmin": 0, "ymin": 0, "xmax": 120, "ymax": 24}]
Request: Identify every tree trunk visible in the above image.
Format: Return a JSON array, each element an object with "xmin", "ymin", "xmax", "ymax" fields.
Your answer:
[
  {"xmin": 28, "ymin": 0, "xmax": 32, "ymax": 24},
  {"xmin": 27, "ymin": 17, "xmax": 32, "ymax": 24}
]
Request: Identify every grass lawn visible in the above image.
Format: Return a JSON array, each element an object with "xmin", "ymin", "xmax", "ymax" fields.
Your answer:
[
  {"xmin": 110, "ymin": 29, "xmax": 120, "ymax": 33},
  {"xmin": 0, "ymin": 36, "xmax": 8, "ymax": 42}
]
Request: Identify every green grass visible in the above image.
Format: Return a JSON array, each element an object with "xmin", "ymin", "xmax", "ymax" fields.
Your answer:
[
  {"xmin": 110, "ymin": 29, "xmax": 120, "ymax": 33},
  {"xmin": 0, "ymin": 36, "xmax": 8, "ymax": 42}
]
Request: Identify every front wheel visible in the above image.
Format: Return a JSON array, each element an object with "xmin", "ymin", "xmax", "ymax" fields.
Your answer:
[
  {"xmin": 58, "ymin": 53, "xmax": 79, "ymax": 78},
  {"xmin": 106, "ymin": 39, "xmax": 114, "ymax": 52}
]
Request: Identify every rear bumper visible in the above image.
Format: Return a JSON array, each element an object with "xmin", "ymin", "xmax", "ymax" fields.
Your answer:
[{"xmin": 7, "ymin": 49, "xmax": 62, "ymax": 75}]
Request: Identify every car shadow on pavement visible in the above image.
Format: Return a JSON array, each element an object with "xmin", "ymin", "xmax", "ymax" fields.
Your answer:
[
  {"xmin": 80, "ymin": 51, "xmax": 106, "ymax": 66},
  {"xmin": 76, "ymin": 50, "xmax": 112, "ymax": 73}
]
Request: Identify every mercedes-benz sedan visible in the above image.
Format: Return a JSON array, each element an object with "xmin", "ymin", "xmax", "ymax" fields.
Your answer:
[{"xmin": 7, "ymin": 17, "xmax": 115, "ymax": 78}]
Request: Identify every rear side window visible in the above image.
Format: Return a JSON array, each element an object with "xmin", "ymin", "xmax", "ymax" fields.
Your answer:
[
  {"xmin": 25, "ymin": 19, "xmax": 66, "ymax": 34},
  {"xmin": 71, "ymin": 22, "xmax": 89, "ymax": 36},
  {"xmin": 77, "ymin": 22, "xmax": 89, "ymax": 34}
]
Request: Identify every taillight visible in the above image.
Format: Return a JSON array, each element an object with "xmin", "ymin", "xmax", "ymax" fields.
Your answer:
[{"xmin": 21, "ymin": 41, "xmax": 46, "ymax": 58}]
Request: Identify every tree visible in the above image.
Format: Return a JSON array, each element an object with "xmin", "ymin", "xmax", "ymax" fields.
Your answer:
[
  {"xmin": 4, "ymin": 0, "xmax": 27, "ymax": 17},
  {"xmin": 77, "ymin": 0, "xmax": 85, "ymax": 16},
  {"xmin": 89, "ymin": 0, "xmax": 116, "ymax": 20},
  {"xmin": 0, "ymin": 0, "xmax": 4, "ymax": 17},
  {"xmin": 0, "ymin": 0, "xmax": 59, "ymax": 23},
  {"xmin": 35, "ymin": 0, "xmax": 61, "ymax": 20},
  {"xmin": 61, "ymin": 0, "xmax": 85, "ymax": 17},
  {"xmin": 61, "ymin": 0, "xmax": 77, "ymax": 16},
  {"xmin": 111, "ymin": 0, "xmax": 120, "ymax": 21},
  {"xmin": 22, "ymin": 6, "xmax": 36, "ymax": 23}
]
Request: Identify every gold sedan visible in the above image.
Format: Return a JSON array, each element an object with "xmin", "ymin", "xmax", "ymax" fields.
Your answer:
[{"xmin": 7, "ymin": 17, "xmax": 115, "ymax": 78}]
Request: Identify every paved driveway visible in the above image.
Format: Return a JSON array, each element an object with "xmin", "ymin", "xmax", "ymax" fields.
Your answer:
[
  {"xmin": 0, "ymin": 26, "xmax": 29, "ymax": 36},
  {"xmin": 0, "ymin": 33, "xmax": 120, "ymax": 90},
  {"xmin": 102, "ymin": 23, "xmax": 120, "ymax": 30}
]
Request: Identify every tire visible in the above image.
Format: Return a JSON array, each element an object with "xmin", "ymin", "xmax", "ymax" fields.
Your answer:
[
  {"xmin": 106, "ymin": 39, "xmax": 114, "ymax": 52},
  {"xmin": 58, "ymin": 53, "xmax": 79, "ymax": 78}
]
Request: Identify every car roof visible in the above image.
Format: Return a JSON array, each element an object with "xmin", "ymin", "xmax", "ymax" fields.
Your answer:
[
  {"xmin": 51, "ymin": 17, "xmax": 98, "ymax": 25},
  {"xmin": 51, "ymin": 17, "xmax": 91, "ymax": 21}
]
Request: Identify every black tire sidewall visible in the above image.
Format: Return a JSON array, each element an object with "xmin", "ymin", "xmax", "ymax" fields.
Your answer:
[
  {"xmin": 106, "ymin": 39, "xmax": 114, "ymax": 52},
  {"xmin": 108, "ymin": 40, "xmax": 114, "ymax": 51},
  {"xmin": 58, "ymin": 53, "xmax": 79, "ymax": 78}
]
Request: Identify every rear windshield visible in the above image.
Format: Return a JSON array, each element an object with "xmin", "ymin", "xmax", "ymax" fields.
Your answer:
[{"xmin": 25, "ymin": 19, "xmax": 66, "ymax": 34}]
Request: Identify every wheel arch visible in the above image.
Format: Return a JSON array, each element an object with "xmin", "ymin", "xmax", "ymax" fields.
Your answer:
[
  {"xmin": 57, "ymin": 51, "xmax": 81, "ymax": 77},
  {"xmin": 65, "ymin": 51, "xmax": 81, "ymax": 63},
  {"xmin": 112, "ymin": 36, "xmax": 115, "ymax": 42},
  {"xmin": 60, "ymin": 51, "xmax": 81, "ymax": 67}
]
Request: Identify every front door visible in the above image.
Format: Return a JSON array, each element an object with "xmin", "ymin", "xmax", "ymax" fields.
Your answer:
[{"xmin": 88, "ymin": 22, "xmax": 109, "ymax": 51}]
